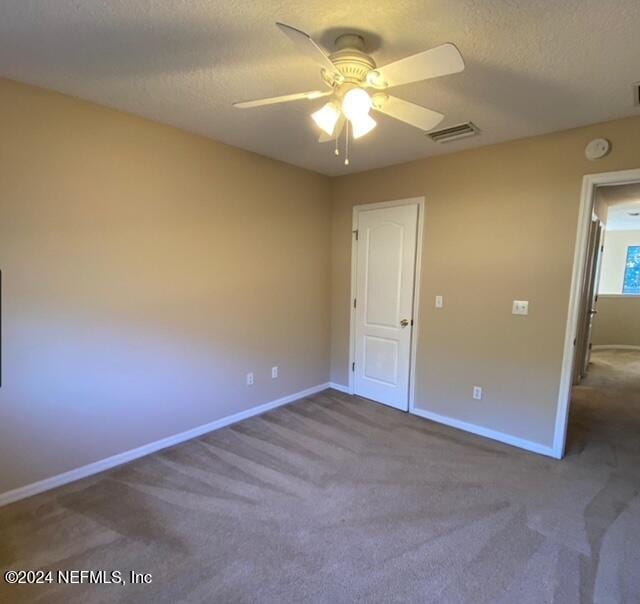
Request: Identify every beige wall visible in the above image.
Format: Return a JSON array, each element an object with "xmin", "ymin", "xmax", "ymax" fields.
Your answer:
[
  {"xmin": 3, "ymin": 76, "xmax": 640, "ymax": 496},
  {"xmin": 592, "ymin": 296, "xmax": 640, "ymax": 347},
  {"xmin": 599, "ymin": 229, "xmax": 640, "ymax": 294},
  {"xmin": 331, "ymin": 116, "xmax": 640, "ymax": 449},
  {"xmin": 0, "ymin": 79, "xmax": 331, "ymax": 494}
]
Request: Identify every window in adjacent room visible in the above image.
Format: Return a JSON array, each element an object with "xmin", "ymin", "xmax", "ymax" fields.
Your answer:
[{"xmin": 622, "ymin": 245, "xmax": 640, "ymax": 294}]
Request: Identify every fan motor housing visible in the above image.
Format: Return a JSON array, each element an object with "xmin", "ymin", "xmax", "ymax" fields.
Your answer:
[{"xmin": 328, "ymin": 34, "xmax": 376, "ymax": 84}]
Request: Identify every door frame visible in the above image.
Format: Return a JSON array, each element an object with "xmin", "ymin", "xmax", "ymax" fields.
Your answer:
[
  {"xmin": 554, "ymin": 168, "xmax": 640, "ymax": 458},
  {"xmin": 348, "ymin": 196, "xmax": 425, "ymax": 413}
]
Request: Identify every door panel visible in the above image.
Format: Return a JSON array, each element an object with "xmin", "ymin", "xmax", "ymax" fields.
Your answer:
[
  {"xmin": 353, "ymin": 204, "xmax": 419, "ymax": 410},
  {"xmin": 583, "ymin": 224, "xmax": 604, "ymax": 374},
  {"xmin": 363, "ymin": 336, "xmax": 398, "ymax": 385},
  {"xmin": 574, "ymin": 218, "xmax": 604, "ymax": 384},
  {"xmin": 365, "ymin": 222, "xmax": 403, "ymax": 327}
]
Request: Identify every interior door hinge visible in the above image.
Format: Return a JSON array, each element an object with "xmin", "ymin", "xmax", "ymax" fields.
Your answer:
[
  {"xmin": 352, "ymin": 362, "xmax": 355, "ymax": 372},
  {"xmin": 353, "ymin": 298, "xmax": 357, "ymax": 309},
  {"xmin": 353, "ymin": 229, "xmax": 359, "ymax": 241}
]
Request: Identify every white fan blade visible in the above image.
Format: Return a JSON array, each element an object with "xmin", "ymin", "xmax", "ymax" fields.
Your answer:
[
  {"xmin": 233, "ymin": 90, "xmax": 330, "ymax": 109},
  {"xmin": 376, "ymin": 43, "xmax": 464, "ymax": 88},
  {"xmin": 276, "ymin": 22, "xmax": 338, "ymax": 75},
  {"xmin": 318, "ymin": 114, "xmax": 345, "ymax": 142},
  {"xmin": 373, "ymin": 95, "xmax": 444, "ymax": 131}
]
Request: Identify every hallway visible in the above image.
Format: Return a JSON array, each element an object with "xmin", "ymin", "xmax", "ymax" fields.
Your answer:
[
  {"xmin": 566, "ymin": 349, "xmax": 640, "ymax": 601},
  {"xmin": 569, "ymin": 349, "xmax": 640, "ymax": 452}
]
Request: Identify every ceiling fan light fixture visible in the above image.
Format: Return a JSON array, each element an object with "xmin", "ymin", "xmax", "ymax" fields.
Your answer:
[
  {"xmin": 342, "ymin": 87, "xmax": 372, "ymax": 122},
  {"xmin": 351, "ymin": 114, "xmax": 377, "ymax": 139},
  {"xmin": 234, "ymin": 23, "xmax": 466, "ymax": 165},
  {"xmin": 312, "ymin": 102, "xmax": 340, "ymax": 136}
]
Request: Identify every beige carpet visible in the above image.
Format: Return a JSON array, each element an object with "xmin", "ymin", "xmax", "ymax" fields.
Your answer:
[{"xmin": 1, "ymin": 349, "xmax": 639, "ymax": 603}]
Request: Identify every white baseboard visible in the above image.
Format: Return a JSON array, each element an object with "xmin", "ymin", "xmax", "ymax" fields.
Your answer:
[
  {"xmin": 0, "ymin": 382, "xmax": 331, "ymax": 508},
  {"xmin": 591, "ymin": 345, "xmax": 640, "ymax": 351},
  {"xmin": 328, "ymin": 382, "xmax": 351, "ymax": 394},
  {"xmin": 411, "ymin": 407, "xmax": 558, "ymax": 458}
]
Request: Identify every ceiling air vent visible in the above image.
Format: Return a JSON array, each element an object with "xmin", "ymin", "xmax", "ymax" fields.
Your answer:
[{"xmin": 427, "ymin": 122, "xmax": 479, "ymax": 143}]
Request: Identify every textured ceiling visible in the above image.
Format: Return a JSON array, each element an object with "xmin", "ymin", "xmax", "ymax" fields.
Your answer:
[
  {"xmin": 1, "ymin": 1, "xmax": 640, "ymax": 176},
  {"xmin": 601, "ymin": 183, "xmax": 640, "ymax": 231}
]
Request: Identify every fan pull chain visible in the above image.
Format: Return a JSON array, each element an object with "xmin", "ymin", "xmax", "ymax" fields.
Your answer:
[
  {"xmin": 344, "ymin": 121, "xmax": 350, "ymax": 166},
  {"xmin": 334, "ymin": 132, "xmax": 339, "ymax": 156}
]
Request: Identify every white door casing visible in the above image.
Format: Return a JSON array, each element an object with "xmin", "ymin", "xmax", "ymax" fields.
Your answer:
[{"xmin": 352, "ymin": 203, "xmax": 419, "ymax": 410}]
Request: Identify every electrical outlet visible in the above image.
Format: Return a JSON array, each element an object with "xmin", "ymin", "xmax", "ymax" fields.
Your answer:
[
  {"xmin": 246, "ymin": 372, "xmax": 254, "ymax": 386},
  {"xmin": 435, "ymin": 295, "xmax": 443, "ymax": 308},
  {"xmin": 473, "ymin": 386, "xmax": 483, "ymax": 400},
  {"xmin": 271, "ymin": 366, "xmax": 278, "ymax": 379}
]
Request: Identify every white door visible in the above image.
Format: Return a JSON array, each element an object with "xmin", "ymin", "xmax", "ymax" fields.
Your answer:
[
  {"xmin": 583, "ymin": 223, "xmax": 605, "ymax": 375},
  {"xmin": 353, "ymin": 203, "xmax": 419, "ymax": 410},
  {"xmin": 573, "ymin": 219, "xmax": 604, "ymax": 383}
]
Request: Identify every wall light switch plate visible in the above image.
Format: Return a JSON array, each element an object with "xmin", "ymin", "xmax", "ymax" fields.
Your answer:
[
  {"xmin": 271, "ymin": 366, "xmax": 278, "ymax": 379},
  {"xmin": 512, "ymin": 300, "xmax": 529, "ymax": 315},
  {"xmin": 246, "ymin": 372, "xmax": 254, "ymax": 386},
  {"xmin": 435, "ymin": 295, "xmax": 443, "ymax": 308},
  {"xmin": 473, "ymin": 386, "xmax": 483, "ymax": 400}
]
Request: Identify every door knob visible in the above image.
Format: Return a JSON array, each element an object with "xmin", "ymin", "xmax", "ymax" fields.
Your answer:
[{"xmin": 400, "ymin": 319, "xmax": 410, "ymax": 327}]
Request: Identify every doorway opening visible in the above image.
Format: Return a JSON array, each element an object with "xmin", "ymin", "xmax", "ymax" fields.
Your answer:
[
  {"xmin": 555, "ymin": 169, "xmax": 640, "ymax": 457},
  {"xmin": 348, "ymin": 197, "xmax": 425, "ymax": 412}
]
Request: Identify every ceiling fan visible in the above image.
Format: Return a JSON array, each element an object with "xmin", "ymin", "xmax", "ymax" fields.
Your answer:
[{"xmin": 234, "ymin": 23, "xmax": 465, "ymax": 165}]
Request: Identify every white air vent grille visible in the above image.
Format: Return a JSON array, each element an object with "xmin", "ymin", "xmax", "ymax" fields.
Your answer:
[{"xmin": 427, "ymin": 122, "xmax": 479, "ymax": 143}]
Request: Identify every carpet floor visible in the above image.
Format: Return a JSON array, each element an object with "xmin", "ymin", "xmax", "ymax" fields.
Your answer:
[{"xmin": 1, "ymin": 349, "xmax": 639, "ymax": 603}]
